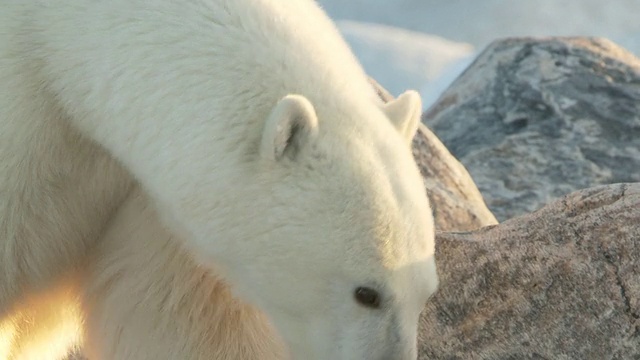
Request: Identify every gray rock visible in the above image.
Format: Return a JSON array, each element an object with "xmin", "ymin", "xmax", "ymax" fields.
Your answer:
[
  {"xmin": 423, "ymin": 37, "xmax": 640, "ymax": 221},
  {"xmin": 419, "ymin": 183, "xmax": 640, "ymax": 359}
]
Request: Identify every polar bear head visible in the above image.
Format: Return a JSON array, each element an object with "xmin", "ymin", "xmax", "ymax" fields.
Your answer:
[{"xmin": 209, "ymin": 90, "xmax": 437, "ymax": 360}]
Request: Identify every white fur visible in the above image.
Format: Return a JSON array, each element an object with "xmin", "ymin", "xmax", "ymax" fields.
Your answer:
[
  {"xmin": 0, "ymin": 0, "xmax": 438, "ymax": 359},
  {"xmin": 83, "ymin": 187, "xmax": 287, "ymax": 359}
]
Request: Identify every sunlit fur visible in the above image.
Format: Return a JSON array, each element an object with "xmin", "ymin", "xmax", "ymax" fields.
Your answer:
[
  {"xmin": 0, "ymin": 281, "xmax": 83, "ymax": 359},
  {"xmin": 0, "ymin": 0, "xmax": 438, "ymax": 359}
]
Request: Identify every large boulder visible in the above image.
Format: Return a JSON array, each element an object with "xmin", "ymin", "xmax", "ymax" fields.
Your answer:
[
  {"xmin": 423, "ymin": 37, "xmax": 640, "ymax": 221},
  {"xmin": 420, "ymin": 183, "xmax": 640, "ymax": 359}
]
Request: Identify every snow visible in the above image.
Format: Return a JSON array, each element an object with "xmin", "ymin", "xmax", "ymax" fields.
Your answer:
[{"xmin": 317, "ymin": 0, "xmax": 640, "ymax": 108}]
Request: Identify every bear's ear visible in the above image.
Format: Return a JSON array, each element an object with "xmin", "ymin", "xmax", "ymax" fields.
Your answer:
[
  {"xmin": 260, "ymin": 94, "xmax": 319, "ymax": 161},
  {"xmin": 382, "ymin": 90, "xmax": 422, "ymax": 143}
]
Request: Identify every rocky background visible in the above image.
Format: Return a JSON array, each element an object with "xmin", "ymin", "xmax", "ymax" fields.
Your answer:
[
  {"xmin": 423, "ymin": 37, "xmax": 640, "ymax": 222},
  {"xmin": 409, "ymin": 37, "xmax": 640, "ymax": 359}
]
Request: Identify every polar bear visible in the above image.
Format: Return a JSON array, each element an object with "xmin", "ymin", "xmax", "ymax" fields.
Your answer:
[{"xmin": 0, "ymin": 0, "xmax": 438, "ymax": 359}]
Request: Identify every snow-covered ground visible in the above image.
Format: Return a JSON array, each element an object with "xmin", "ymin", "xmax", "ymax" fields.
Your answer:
[{"xmin": 317, "ymin": 0, "xmax": 640, "ymax": 108}]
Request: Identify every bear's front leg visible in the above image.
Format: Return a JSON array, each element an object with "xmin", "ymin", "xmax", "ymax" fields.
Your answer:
[
  {"xmin": 81, "ymin": 187, "xmax": 286, "ymax": 360},
  {"xmin": 0, "ymin": 82, "xmax": 133, "ymax": 321}
]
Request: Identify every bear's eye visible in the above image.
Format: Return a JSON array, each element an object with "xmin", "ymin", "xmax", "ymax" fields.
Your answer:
[{"xmin": 354, "ymin": 287, "xmax": 381, "ymax": 309}]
